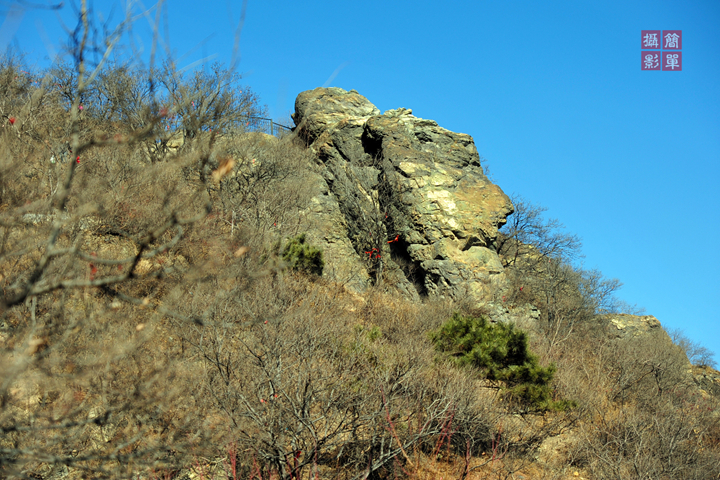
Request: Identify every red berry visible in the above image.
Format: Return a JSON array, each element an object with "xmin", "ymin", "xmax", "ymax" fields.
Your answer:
[{"xmin": 8, "ymin": 117, "xmax": 15, "ymax": 125}]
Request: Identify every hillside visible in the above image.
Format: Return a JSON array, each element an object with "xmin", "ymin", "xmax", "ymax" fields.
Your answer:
[{"xmin": 1, "ymin": 60, "xmax": 719, "ymax": 480}]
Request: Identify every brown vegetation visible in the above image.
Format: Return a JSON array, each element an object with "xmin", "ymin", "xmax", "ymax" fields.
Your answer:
[{"xmin": 1, "ymin": 4, "xmax": 719, "ymax": 479}]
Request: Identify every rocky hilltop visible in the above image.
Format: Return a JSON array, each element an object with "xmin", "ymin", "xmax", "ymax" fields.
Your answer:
[
  {"xmin": 290, "ymin": 87, "xmax": 720, "ymax": 403},
  {"xmin": 293, "ymin": 87, "xmax": 513, "ymax": 302},
  {"xmin": 2, "ymin": 72, "xmax": 719, "ymax": 478}
]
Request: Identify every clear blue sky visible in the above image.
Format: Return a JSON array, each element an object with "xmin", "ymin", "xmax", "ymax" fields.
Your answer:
[{"xmin": 3, "ymin": 0, "xmax": 719, "ymax": 361}]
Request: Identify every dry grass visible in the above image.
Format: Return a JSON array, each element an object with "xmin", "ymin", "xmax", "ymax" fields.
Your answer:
[{"xmin": 2, "ymin": 52, "xmax": 720, "ymax": 480}]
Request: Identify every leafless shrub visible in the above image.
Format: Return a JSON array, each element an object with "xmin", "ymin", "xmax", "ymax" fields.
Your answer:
[
  {"xmin": 496, "ymin": 194, "xmax": 582, "ymax": 271},
  {"xmin": 498, "ymin": 196, "xmax": 645, "ymax": 361},
  {"xmin": 570, "ymin": 393, "xmax": 720, "ymax": 480},
  {"xmin": 0, "ymin": 1, "xmax": 257, "ymax": 476},
  {"xmin": 211, "ymin": 133, "xmax": 315, "ymax": 251},
  {"xmin": 560, "ymin": 326, "xmax": 720, "ymax": 480},
  {"xmin": 668, "ymin": 327, "xmax": 718, "ymax": 368},
  {"xmin": 162, "ymin": 277, "xmax": 497, "ymax": 480}
]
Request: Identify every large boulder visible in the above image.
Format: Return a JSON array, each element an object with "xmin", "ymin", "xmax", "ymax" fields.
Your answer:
[
  {"xmin": 294, "ymin": 87, "xmax": 513, "ymax": 302},
  {"xmin": 604, "ymin": 314, "xmax": 666, "ymax": 338}
]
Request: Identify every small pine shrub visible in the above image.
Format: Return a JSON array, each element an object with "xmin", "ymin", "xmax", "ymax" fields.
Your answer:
[
  {"xmin": 280, "ymin": 234, "xmax": 324, "ymax": 276},
  {"xmin": 354, "ymin": 324, "xmax": 382, "ymax": 343},
  {"xmin": 430, "ymin": 313, "xmax": 573, "ymax": 412}
]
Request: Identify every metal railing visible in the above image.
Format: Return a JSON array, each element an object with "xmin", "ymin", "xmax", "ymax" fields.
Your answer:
[{"xmin": 243, "ymin": 117, "xmax": 293, "ymax": 138}]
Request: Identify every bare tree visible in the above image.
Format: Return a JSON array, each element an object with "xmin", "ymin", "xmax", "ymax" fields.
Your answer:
[
  {"xmin": 569, "ymin": 333, "xmax": 720, "ymax": 480},
  {"xmin": 0, "ymin": 1, "xmax": 239, "ymax": 476},
  {"xmin": 158, "ymin": 61, "xmax": 265, "ymax": 142},
  {"xmin": 668, "ymin": 328, "xmax": 717, "ymax": 368},
  {"xmin": 495, "ymin": 194, "xmax": 582, "ymax": 271}
]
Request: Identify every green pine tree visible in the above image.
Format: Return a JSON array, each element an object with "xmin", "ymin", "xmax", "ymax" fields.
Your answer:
[
  {"xmin": 280, "ymin": 234, "xmax": 324, "ymax": 276},
  {"xmin": 430, "ymin": 313, "xmax": 573, "ymax": 412}
]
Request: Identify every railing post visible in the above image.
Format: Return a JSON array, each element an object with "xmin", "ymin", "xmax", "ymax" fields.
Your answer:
[{"xmin": 270, "ymin": 121, "xmax": 274, "ymax": 137}]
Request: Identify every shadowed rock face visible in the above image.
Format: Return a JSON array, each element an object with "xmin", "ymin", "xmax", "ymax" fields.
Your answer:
[{"xmin": 294, "ymin": 87, "xmax": 513, "ymax": 302}]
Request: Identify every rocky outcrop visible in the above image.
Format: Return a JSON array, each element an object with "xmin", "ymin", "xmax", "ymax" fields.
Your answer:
[
  {"xmin": 693, "ymin": 364, "xmax": 720, "ymax": 399},
  {"xmin": 293, "ymin": 87, "xmax": 513, "ymax": 302},
  {"xmin": 604, "ymin": 314, "xmax": 665, "ymax": 339},
  {"xmin": 606, "ymin": 314, "xmax": 720, "ymax": 401}
]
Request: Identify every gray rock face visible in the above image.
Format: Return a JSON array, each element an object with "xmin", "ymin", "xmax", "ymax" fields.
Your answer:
[{"xmin": 294, "ymin": 87, "xmax": 513, "ymax": 301}]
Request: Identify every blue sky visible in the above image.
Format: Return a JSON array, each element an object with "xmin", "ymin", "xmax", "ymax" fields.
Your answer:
[{"xmin": 3, "ymin": 0, "xmax": 719, "ymax": 361}]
